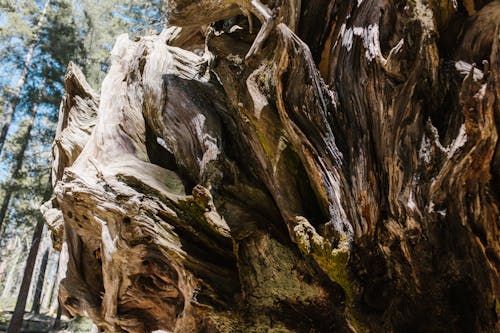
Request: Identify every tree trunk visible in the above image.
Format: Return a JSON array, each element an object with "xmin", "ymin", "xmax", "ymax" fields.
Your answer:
[
  {"xmin": 44, "ymin": 1, "xmax": 500, "ymax": 332},
  {"xmin": 0, "ymin": 0, "xmax": 50, "ymax": 155},
  {"xmin": 41, "ymin": 248, "xmax": 59, "ymax": 312},
  {"xmin": 31, "ymin": 248, "xmax": 49, "ymax": 314},
  {"xmin": 47, "ymin": 258, "xmax": 61, "ymax": 314},
  {"xmin": 52, "ymin": 304, "xmax": 62, "ymax": 329},
  {"xmin": 7, "ymin": 217, "xmax": 45, "ymax": 333},
  {"xmin": 0, "ymin": 104, "xmax": 38, "ymax": 233}
]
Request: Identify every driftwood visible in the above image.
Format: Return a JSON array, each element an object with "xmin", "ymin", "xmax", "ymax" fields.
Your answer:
[{"xmin": 45, "ymin": 1, "xmax": 499, "ymax": 332}]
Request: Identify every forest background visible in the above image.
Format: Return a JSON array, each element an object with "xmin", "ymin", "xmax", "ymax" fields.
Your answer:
[{"xmin": 0, "ymin": 1, "xmax": 165, "ymax": 331}]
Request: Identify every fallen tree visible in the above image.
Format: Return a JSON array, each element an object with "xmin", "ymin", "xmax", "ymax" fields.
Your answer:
[{"xmin": 44, "ymin": 1, "xmax": 500, "ymax": 332}]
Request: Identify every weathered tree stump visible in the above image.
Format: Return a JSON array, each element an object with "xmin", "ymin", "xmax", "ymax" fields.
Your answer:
[{"xmin": 44, "ymin": 1, "xmax": 500, "ymax": 332}]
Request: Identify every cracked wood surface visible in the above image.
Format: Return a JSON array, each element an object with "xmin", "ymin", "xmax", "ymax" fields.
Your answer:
[{"xmin": 45, "ymin": 1, "xmax": 499, "ymax": 332}]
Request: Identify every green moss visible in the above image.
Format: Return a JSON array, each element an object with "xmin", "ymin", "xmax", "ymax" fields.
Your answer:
[
  {"xmin": 346, "ymin": 311, "xmax": 367, "ymax": 333},
  {"xmin": 312, "ymin": 247, "xmax": 352, "ymax": 298},
  {"xmin": 176, "ymin": 198, "xmax": 229, "ymax": 240},
  {"xmin": 296, "ymin": 232, "xmax": 353, "ymax": 300},
  {"xmin": 314, "ymin": 248, "xmax": 367, "ymax": 332},
  {"xmin": 255, "ymin": 129, "xmax": 274, "ymax": 159},
  {"xmin": 292, "ymin": 218, "xmax": 367, "ymax": 332},
  {"xmin": 495, "ymin": 297, "xmax": 500, "ymax": 318},
  {"xmin": 205, "ymin": 312, "xmax": 240, "ymax": 333}
]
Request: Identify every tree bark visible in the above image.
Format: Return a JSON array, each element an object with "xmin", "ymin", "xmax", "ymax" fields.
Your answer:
[
  {"xmin": 45, "ymin": 1, "xmax": 500, "ymax": 332},
  {"xmin": 31, "ymin": 248, "xmax": 49, "ymax": 314},
  {"xmin": 6, "ymin": 217, "xmax": 45, "ymax": 333},
  {"xmin": 41, "ymin": 248, "xmax": 59, "ymax": 312},
  {"xmin": 52, "ymin": 304, "xmax": 62, "ymax": 329}
]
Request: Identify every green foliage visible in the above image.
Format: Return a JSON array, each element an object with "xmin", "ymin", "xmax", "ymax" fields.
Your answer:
[
  {"xmin": 0, "ymin": 0, "xmax": 39, "ymax": 41},
  {"xmin": 39, "ymin": 0, "xmax": 87, "ymax": 87},
  {"xmin": 79, "ymin": 0, "xmax": 165, "ymax": 87}
]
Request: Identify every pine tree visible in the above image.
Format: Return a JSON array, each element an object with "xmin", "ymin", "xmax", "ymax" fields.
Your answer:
[
  {"xmin": 79, "ymin": 0, "xmax": 165, "ymax": 87},
  {"xmin": 0, "ymin": 0, "xmax": 50, "ymax": 155},
  {"xmin": 6, "ymin": 211, "xmax": 46, "ymax": 333},
  {"xmin": 30, "ymin": 246, "xmax": 48, "ymax": 314},
  {"xmin": 0, "ymin": 103, "xmax": 39, "ymax": 233},
  {"xmin": 0, "ymin": 0, "xmax": 86, "ymax": 238}
]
